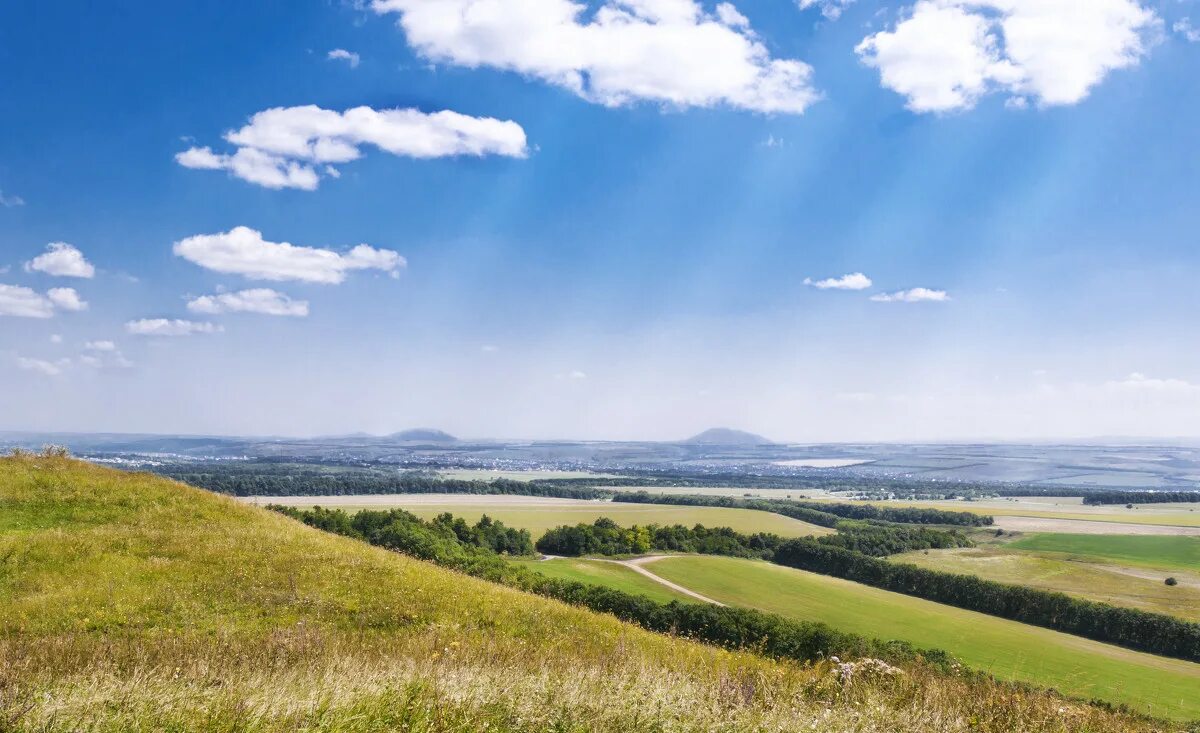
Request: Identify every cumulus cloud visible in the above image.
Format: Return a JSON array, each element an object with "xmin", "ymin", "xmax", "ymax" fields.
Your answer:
[
  {"xmin": 176, "ymin": 105, "xmax": 528, "ymax": 190},
  {"xmin": 174, "ymin": 226, "xmax": 405, "ymax": 284},
  {"xmin": 804, "ymin": 272, "xmax": 872, "ymax": 290},
  {"xmin": 869, "ymin": 287, "xmax": 950, "ymax": 302},
  {"xmin": 125, "ymin": 319, "xmax": 223, "ymax": 337},
  {"xmin": 46, "ymin": 287, "xmax": 87, "ymax": 311},
  {"xmin": 1176, "ymin": 18, "xmax": 1200, "ymax": 43},
  {"xmin": 371, "ymin": 0, "xmax": 819, "ymax": 113},
  {"xmin": 328, "ymin": 48, "xmax": 361, "ymax": 67},
  {"xmin": 84, "ymin": 340, "xmax": 116, "ymax": 352},
  {"xmin": 0, "ymin": 190, "xmax": 24, "ymax": 207},
  {"xmin": 16, "ymin": 357, "xmax": 69, "ymax": 376},
  {"xmin": 0, "ymin": 284, "xmax": 87, "ymax": 318},
  {"xmin": 24, "ymin": 242, "xmax": 95, "ymax": 278},
  {"xmin": 187, "ymin": 288, "xmax": 310, "ymax": 317},
  {"xmin": 797, "ymin": 0, "xmax": 854, "ymax": 20},
  {"xmin": 857, "ymin": 0, "xmax": 1159, "ymax": 112}
]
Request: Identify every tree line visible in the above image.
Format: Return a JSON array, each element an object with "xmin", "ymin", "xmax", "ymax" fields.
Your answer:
[
  {"xmin": 536, "ymin": 517, "xmax": 785, "ymax": 558},
  {"xmin": 772, "ymin": 538, "xmax": 1200, "ymax": 664},
  {"xmin": 615, "ymin": 492, "xmax": 992, "ymax": 527},
  {"xmin": 271, "ymin": 505, "xmax": 956, "ymax": 673},
  {"xmin": 1080, "ymin": 490, "xmax": 1200, "ymax": 506}
]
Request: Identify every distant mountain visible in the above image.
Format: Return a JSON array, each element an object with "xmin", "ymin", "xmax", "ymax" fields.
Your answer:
[
  {"xmin": 682, "ymin": 428, "xmax": 773, "ymax": 446},
  {"xmin": 385, "ymin": 428, "xmax": 458, "ymax": 443}
]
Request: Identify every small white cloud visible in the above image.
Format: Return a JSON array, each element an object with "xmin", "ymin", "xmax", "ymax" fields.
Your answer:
[
  {"xmin": 46, "ymin": 287, "xmax": 87, "ymax": 311},
  {"xmin": 804, "ymin": 272, "xmax": 872, "ymax": 290},
  {"xmin": 328, "ymin": 48, "xmax": 362, "ymax": 67},
  {"xmin": 16, "ymin": 356, "xmax": 70, "ymax": 376},
  {"xmin": 1175, "ymin": 18, "xmax": 1200, "ymax": 43},
  {"xmin": 797, "ymin": 0, "xmax": 854, "ymax": 20},
  {"xmin": 49, "ymin": 334, "xmax": 63, "ymax": 344},
  {"xmin": 857, "ymin": 0, "xmax": 1159, "ymax": 113},
  {"xmin": 187, "ymin": 288, "xmax": 309, "ymax": 317},
  {"xmin": 24, "ymin": 242, "xmax": 95, "ymax": 278},
  {"xmin": 373, "ymin": 0, "xmax": 819, "ymax": 114},
  {"xmin": 125, "ymin": 319, "xmax": 223, "ymax": 337},
  {"xmin": 175, "ymin": 227, "xmax": 405, "ymax": 284},
  {"xmin": 0, "ymin": 284, "xmax": 54, "ymax": 318},
  {"xmin": 0, "ymin": 190, "xmax": 24, "ymax": 207},
  {"xmin": 1105, "ymin": 372, "xmax": 1200, "ymax": 395},
  {"xmin": 569, "ymin": 370, "xmax": 588, "ymax": 380},
  {"xmin": 84, "ymin": 340, "xmax": 116, "ymax": 352},
  {"xmin": 869, "ymin": 287, "xmax": 950, "ymax": 303},
  {"xmin": 762, "ymin": 134, "xmax": 785, "ymax": 148},
  {"xmin": 177, "ymin": 105, "xmax": 528, "ymax": 190},
  {"xmin": 79, "ymin": 355, "xmax": 103, "ymax": 368}
]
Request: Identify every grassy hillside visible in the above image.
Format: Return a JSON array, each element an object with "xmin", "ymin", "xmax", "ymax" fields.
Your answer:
[
  {"xmin": 894, "ymin": 547, "xmax": 1200, "ymax": 621},
  {"xmin": 1007, "ymin": 533, "xmax": 1200, "ymax": 572},
  {"xmin": 0, "ymin": 455, "xmax": 1183, "ymax": 732},
  {"xmin": 642, "ymin": 555, "xmax": 1200, "ymax": 720},
  {"xmin": 252, "ymin": 495, "xmax": 833, "ymax": 538}
]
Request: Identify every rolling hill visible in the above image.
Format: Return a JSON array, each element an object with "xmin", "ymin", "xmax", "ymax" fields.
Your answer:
[
  {"xmin": 0, "ymin": 453, "xmax": 1178, "ymax": 732},
  {"xmin": 681, "ymin": 427, "xmax": 774, "ymax": 445}
]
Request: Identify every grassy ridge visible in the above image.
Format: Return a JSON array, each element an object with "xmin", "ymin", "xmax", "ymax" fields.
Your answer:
[
  {"xmin": 0, "ymin": 455, "xmax": 1183, "ymax": 732},
  {"xmin": 642, "ymin": 555, "xmax": 1200, "ymax": 720},
  {"xmin": 1007, "ymin": 533, "xmax": 1200, "ymax": 573}
]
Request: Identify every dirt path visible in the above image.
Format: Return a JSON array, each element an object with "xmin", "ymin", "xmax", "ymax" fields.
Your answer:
[{"xmin": 593, "ymin": 555, "xmax": 727, "ymax": 606}]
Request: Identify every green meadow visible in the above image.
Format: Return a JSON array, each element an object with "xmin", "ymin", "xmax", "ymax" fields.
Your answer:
[
  {"xmin": 642, "ymin": 555, "xmax": 1200, "ymax": 720},
  {"xmin": 510, "ymin": 557, "xmax": 690, "ymax": 603},
  {"xmin": 1007, "ymin": 533, "xmax": 1200, "ymax": 572}
]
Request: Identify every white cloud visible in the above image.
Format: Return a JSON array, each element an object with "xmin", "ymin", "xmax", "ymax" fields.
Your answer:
[
  {"xmin": 372, "ymin": 0, "xmax": 819, "ymax": 113},
  {"xmin": 804, "ymin": 272, "xmax": 872, "ymax": 290},
  {"xmin": 569, "ymin": 370, "xmax": 588, "ymax": 379},
  {"xmin": 0, "ymin": 190, "xmax": 24, "ymax": 207},
  {"xmin": 49, "ymin": 334, "xmax": 62, "ymax": 344},
  {"xmin": 46, "ymin": 287, "xmax": 87, "ymax": 311},
  {"xmin": 857, "ymin": 0, "xmax": 1159, "ymax": 112},
  {"xmin": 84, "ymin": 340, "xmax": 116, "ymax": 352},
  {"xmin": 177, "ymin": 105, "xmax": 528, "ymax": 190},
  {"xmin": 24, "ymin": 242, "xmax": 95, "ymax": 278},
  {"xmin": 187, "ymin": 288, "xmax": 310, "ymax": 317},
  {"xmin": 869, "ymin": 287, "xmax": 950, "ymax": 302},
  {"xmin": 1105, "ymin": 372, "xmax": 1200, "ymax": 395},
  {"xmin": 79, "ymin": 342, "xmax": 134, "ymax": 369},
  {"xmin": 1175, "ymin": 18, "xmax": 1200, "ymax": 43},
  {"xmin": 175, "ymin": 227, "xmax": 405, "ymax": 284},
  {"xmin": 797, "ymin": 0, "xmax": 854, "ymax": 21},
  {"xmin": 328, "ymin": 48, "xmax": 362, "ymax": 67},
  {"xmin": 16, "ymin": 356, "xmax": 69, "ymax": 376},
  {"xmin": 125, "ymin": 319, "xmax": 223, "ymax": 337},
  {"xmin": 0, "ymin": 285, "xmax": 86, "ymax": 317}
]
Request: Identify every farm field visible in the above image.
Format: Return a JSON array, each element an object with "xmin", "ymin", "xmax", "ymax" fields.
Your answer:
[
  {"xmin": 643, "ymin": 555, "xmax": 1200, "ymax": 719},
  {"xmin": 892, "ymin": 547, "xmax": 1200, "ymax": 621},
  {"xmin": 248, "ymin": 494, "xmax": 833, "ymax": 539},
  {"xmin": 1006, "ymin": 533, "xmax": 1200, "ymax": 573},
  {"xmin": 510, "ymin": 558, "xmax": 691, "ymax": 604}
]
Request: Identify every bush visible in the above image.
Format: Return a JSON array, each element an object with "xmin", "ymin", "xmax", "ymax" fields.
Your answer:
[{"xmin": 1166, "ymin": 577, "xmax": 1178, "ymax": 587}]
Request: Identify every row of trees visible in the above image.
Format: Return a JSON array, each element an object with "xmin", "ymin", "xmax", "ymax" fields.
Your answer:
[
  {"xmin": 270, "ymin": 506, "xmax": 535, "ymax": 557},
  {"xmin": 818, "ymin": 521, "xmax": 972, "ymax": 556},
  {"xmin": 772, "ymin": 539, "xmax": 1200, "ymax": 664},
  {"xmin": 615, "ymin": 492, "xmax": 991, "ymax": 527},
  {"xmin": 1080, "ymin": 490, "xmax": 1200, "ymax": 506},
  {"xmin": 163, "ymin": 464, "xmax": 606, "ymax": 499},
  {"xmin": 535, "ymin": 518, "xmax": 786, "ymax": 558},
  {"xmin": 272, "ymin": 505, "xmax": 955, "ymax": 672}
]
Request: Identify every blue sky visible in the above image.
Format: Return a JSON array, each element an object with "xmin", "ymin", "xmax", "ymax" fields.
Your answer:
[{"xmin": 2, "ymin": 0, "xmax": 1199, "ymax": 441}]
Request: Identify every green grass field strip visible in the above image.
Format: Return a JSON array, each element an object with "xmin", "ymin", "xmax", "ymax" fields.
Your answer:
[
  {"xmin": 641, "ymin": 555, "xmax": 1200, "ymax": 720},
  {"xmin": 509, "ymin": 558, "xmax": 692, "ymax": 604},
  {"xmin": 1007, "ymin": 534, "xmax": 1200, "ymax": 573},
  {"xmin": 840, "ymin": 500, "xmax": 1200, "ymax": 528}
]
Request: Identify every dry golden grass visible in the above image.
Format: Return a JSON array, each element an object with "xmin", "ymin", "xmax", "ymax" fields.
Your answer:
[{"xmin": 0, "ymin": 454, "xmax": 1186, "ymax": 732}]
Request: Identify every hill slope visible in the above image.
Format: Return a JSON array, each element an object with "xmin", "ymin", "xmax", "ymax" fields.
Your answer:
[{"xmin": 0, "ymin": 454, "xmax": 1176, "ymax": 732}]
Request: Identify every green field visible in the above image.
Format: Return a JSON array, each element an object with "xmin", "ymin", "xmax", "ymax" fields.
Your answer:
[
  {"xmin": 254, "ymin": 496, "xmax": 833, "ymax": 539},
  {"xmin": 642, "ymin": 555, "xmax": 1200, "ymax": 719},
  {"xmin": 893, "ymin": 547, "xmax": 1200, "ymax": 621},
  {"xmin": 1008, "ymin": 533, "xmax": 1200, "ymax": 572},
  {"xmin": 510, "ymin": 558, "xmax": 690, "ymax": 603}
]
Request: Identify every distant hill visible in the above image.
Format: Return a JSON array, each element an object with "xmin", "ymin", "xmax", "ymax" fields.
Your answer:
[
  {"xmin": 682, "ymin": 428, "xmax": 773, "ymax": 446},
  {"xmin": 386, "ymin": 428, "xmax": 458, "ymax": 443}
]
